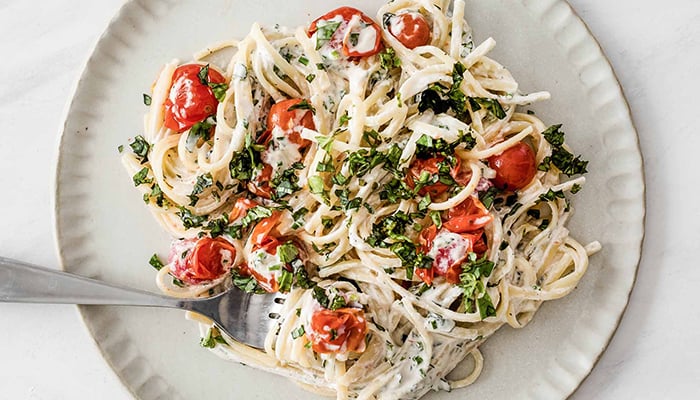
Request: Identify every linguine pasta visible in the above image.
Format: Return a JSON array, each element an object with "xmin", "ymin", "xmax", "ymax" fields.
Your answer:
[{"xmin": 121, "ymin": 1, "xmax": 600, "ymax": 399}]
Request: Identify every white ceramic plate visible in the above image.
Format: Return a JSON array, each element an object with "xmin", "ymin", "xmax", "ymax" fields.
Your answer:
[{"xmin": 54, "ymin": 0, "xmax": 644, "ymax": 399}]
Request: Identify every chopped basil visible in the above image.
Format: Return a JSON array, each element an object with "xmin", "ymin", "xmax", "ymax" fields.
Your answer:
[
  {"xmin": 186, "ymin": 117, "xmax": 216, "ymax": 152},
  {"xmin": 458, "ymin": 254, "xmax": 496, "ymax": 319},
  {"xmin": 305, "ymin": 74, "xmax": 316, "ymax": 83},
  {"xmin": 278, "ymin": 269, "xmax": 294, "ymax": 292},
  {"xmin": 132, "ymin": 167, "xmax": 152, "ymax": 186},
  {"xmin": 197, "ymin": 64, "xmax": 210, "ymax": 85},
  {"xmin": 479, "ymin": 187, "xmax": 500, "ymax": 209},
  {"xmin": 208, "ymin": 82, "xmax": 228, "ymax": 102},
  {"xmin": 468, "ymin": 97, "xmax": 507, "ymax": 119},
  {"xmin": 278, "ymin": 242, "xmax": 299, "ymax": 264},
  {"xmin": 312, "ymin": 286, "xmax": 330, "ymax": 308},
  {"xmin": 291, "ymin": 325, "xmax": 305, "ymax": 339},
  {"xmin": 177, "ymin": 206, "xmax": 207, "ymax": 229},
  {"xmin": 129, "ymin": 135, "xmax": 150, "ymax": 163},
  {"xmin": 429, "ymin": 210, "xmax": 442, "ymax": 229},
  {"xmin": 539, "ymin": 125, "xmax": 589, "ymax": 176},
  {"xmin": 149, "ymin": 254, "xmax": 164, "ymax": 271},
  {"xmin": 298, "ymin": 56, "xmax": 309, "ymax": 66},
  {"xmin": 315, "ymin": 20, "xmax": 341, "ymax": 50},
  {"xmin": 291, "ymin": 207, "xmax": 308, "ymax": 229},
  {"xmin": 538, "ymin": 189, "xmax": 566, "ymax": 203},
  {"xmin": 321, "ymin": 216, "xmax": 334, "ymax": 230},
  {"xmin": 117, "ymin": 145, "xmax": 124, "ymax": 153},
  {"xmin": 287, "ymin": 99, "xmax": 316, "ymax": 114},
  {"xmin": 379, "ymin": 48, "xmax": 401, "ymax": 70},
  {"xmin": 142, "ymin": 93, "xmax": 152, "ymax": 106},
  {"xmin": 339, "ymin": 111, "xmax": 351, "ymax": 127},
  {"xmin": 231, "ymin": 269, "xmax": 265, "ymax": 294},
  {"xmin": 571, "ymin": 183, "xmax": 582, "ymax": 194}
]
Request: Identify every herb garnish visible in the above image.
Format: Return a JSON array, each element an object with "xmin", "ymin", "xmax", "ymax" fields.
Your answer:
[{"xmin": 538, "ymin": 125, "xmax": 589, "ymax": 176}]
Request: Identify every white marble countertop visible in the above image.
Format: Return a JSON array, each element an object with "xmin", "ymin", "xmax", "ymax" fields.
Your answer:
[{"xmin": 0, "ymin": 0, "xmax": 697, "ymax": 398}]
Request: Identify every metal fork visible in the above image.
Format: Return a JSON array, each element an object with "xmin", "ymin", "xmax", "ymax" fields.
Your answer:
[{"xmin": 0, "ymin": 257, "xmax": 284, "ymax": 349}]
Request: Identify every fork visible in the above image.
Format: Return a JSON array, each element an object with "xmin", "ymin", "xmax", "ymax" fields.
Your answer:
[{"xmin": 0, "ymin": 256, "xmax": 284, "ymax": 349}]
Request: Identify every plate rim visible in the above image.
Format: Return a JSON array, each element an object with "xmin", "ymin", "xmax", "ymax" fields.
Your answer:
[{"xmin": 51, "ymin": 0, "xmax": 646, "ymax": 398}]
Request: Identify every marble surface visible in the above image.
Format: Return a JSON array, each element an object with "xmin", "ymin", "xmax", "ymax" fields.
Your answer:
[{"xmin": 0, "ymin": 0, "xmax": 696, "ymax": 399}]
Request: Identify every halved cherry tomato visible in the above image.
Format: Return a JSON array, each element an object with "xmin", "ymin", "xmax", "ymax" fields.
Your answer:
[
  {"xmin": 387, "ymin": 12, "xmax": 431, "ymax": 49},
  {"xmin": 308, "ymin": 7, "xmax": 383, "ymax": 58},
  {"xmin": 406, "ymin": 156, "xmax": 470, "ymax": 197},
  {"xmin": 416, "ymin": 227, "xmax": 482, "ymax": 285},
  {"xmin": 441, "ymin": 196, "xmax": 493, "ymax": 233},
  {"xmin": 488, "ymin": 142, "xmax": 537, "ymax": 191},
  {"xmin": 164, "ymin": 64, "xmax": 226, "ymax": 133},
  {"xmin": 169, "ymin": 237, "xmax": 236, "ymax": 284},
  {"xmin": 248, "ymin": 164, "xmax": 274, "ymax": 199},
  {"xmin": 229, "ymin": 198, "xmax": 258, "ymax": 222},
  {"xmin": 308, "ymin": 308, "xmax": 367, "ymax": 354},
  {"xmin": 246, "ymin": 212, "xmax": 298, "ymax": 293},
  {"xmin": 265, "ymin": 99, "xmax": 315, "ymax": 149},
  {"xmin": 250, "ymin": 212, "xmax": 283, "ymax": 254}
]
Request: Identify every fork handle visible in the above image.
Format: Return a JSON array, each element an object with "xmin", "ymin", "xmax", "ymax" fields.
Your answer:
[{"xmin": 0, "ymin": 256, "xmax": 178, "ymax": 308}]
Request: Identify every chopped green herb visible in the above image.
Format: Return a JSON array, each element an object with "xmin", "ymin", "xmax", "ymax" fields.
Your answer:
[
  {"xmin": 379, "ymin": 48, "xmax": 401, "ymax": 70},
  {"xmin": 197, "ymin": 64, "xmax": 210, "ymax": 85},
  {"xmin": 298, "ymin": 56, "xmax": 309, "ymax": 66},
  {"xmin": 315, "ymin": 20, "xmax": 341, "ymax": 50},
  {"xmin": 149, "ymin": 254, "xmax": 164, "ymax": 271},
  {"xmin": 132, "ymin": 167, "xmax": 152, "ymax": 186},
  {"xmin": 117, "ymin": 144, "xmax": 124, "ymax": 153},
  {"xmin": 142, "ymin": 93, "xmax": 152, "ymax": 106},
  {"xmin": 305, "ymin": 74, "xmax": 316, "ymax": 83},
  {"xmin": 468, "ymin": 97, "xmax": 507, "ymax": 119},
  {"xmin": 129, "ymin": 135, "xmax": 150, "ymax": 163},
  {"xmin": 291, "ymin": 325, "xmax": 305, "ymax": 341},
  {"xmin": 278, "ymin": 242, "xmax": 299, "ymax": 264},
  {"xmin": 287, "ymin": 99, "xmax": 316, "ymax": 114}
]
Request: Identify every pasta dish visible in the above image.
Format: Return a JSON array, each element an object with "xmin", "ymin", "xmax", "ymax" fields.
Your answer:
[{"xmin": 120, "ymin": 0, "xmax": 600, "ymax": 398}]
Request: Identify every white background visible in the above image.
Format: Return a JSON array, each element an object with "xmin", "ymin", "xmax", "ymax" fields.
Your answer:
[{"xmin": 0, "ymin": 0, "xmax": 698, "ymax": 399}]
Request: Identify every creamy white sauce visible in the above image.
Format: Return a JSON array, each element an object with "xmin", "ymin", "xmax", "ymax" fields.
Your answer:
[
  {"xmin": 263, "ymin": 126, "xmax": 302, "ymax": 172},
  {"xmin": 347, "ymin": 21, "xmax": 377, "ymax": 54}
]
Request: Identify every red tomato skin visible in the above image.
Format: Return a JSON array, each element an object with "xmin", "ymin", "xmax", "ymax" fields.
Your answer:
[
  {"xmin": 229, "ymin": 198, "xmax": 258, "ymax": 222},
  {"xmin": 441, "ymin": 196, "xmax": 493, "ymax": 233},
  {"xmin": 406, "ymin": 156, "xmax": 470, "ymax": 197},
  {"xmin": 248, "ymin": 163, "xmax": 274, "ymax": 199},
  {"xmin": 308, "ymin": 7, "xmax": 383, "ymax": 58},
  {"xmin": 170, "ymin": 237, "xmax": 236, "ymax": 284},
  {"xmin": 308, "ymin": 308, "xmax": 367, "ymax": 354},
  {"xmin": 266, "ymin": 99, "xmax": 314, "ymax": 149},
  {"xmin": 488, "ymin": 142, "xmax": 537, "ymax": 191},
  {"xmin": 163, "ymin": 64, "xmax": 226, "ymax": 133},
  {"xmin": 388, "ymin": 12, "xmax": 431, "ymax": 49}
]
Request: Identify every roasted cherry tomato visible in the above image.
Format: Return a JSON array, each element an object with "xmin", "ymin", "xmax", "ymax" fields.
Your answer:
[
  {"xmin": 163, "ymin": 64, "xmax": 226, "ymax": 133},
  {"xmin": 307, "ymin": 308, "xmax": 367, "ymax": 354},
  {"xmin": 416, "ymin": 226, "xmax": 482, "ymax": 285},
  {"xmin": 406, "ymin": 156, "xmax": 470, "ymax": 197},
  {"xmin": 415, "ymin": 197, "xmax": 493, "ymax": 285},
  {"xmin": 246, "ymin": 212, "xmax": 302, "ymax": 293},
  {"xmin": 488, "ymin": 142, "xmax": 537, "ymax": 191},
  {"xmin": 229, "ymin": 198, "xmax": 258, "ymax": 222},
  {"xmin": 169, "ymin": 237, "xmax": 236, "ymax": 284},
  {"xmin": 248, "ymin": 163, "xmax": 274, "ymax": 199},
  {"xmin": 387, "ymin": 12, "xmax": 431, "ymax": 49},
  {"xmin": 441, "ymin": 196, "xmax": 493, "ymax": 233},
  {"xmin": 308, "ymin": 6, "xmax": 383, "ymax": 58},
  {"xmin": 265, "ymin": 99, "xmax": 315, "ymax": 149}
]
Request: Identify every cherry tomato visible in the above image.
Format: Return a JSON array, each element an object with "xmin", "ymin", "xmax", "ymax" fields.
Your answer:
[
  {"xmin": 248, "ymin": 164, "xmax": 274, "ymax": 199},
  {"xmin": 416, "ymin": 226, "xmax": 482, "ymax": 285},
  {"xmin": 169, "ymin": 237, "xmax": 236, "ymax": 284},
  {"xmin": 308, "ymin": 308, "xmax": 367, "ymax": 354},
  {"xmin": 441, "ymin": 196, "xmax": 493, "ymax": 233},
  {"xmin": 163, "ymin": 64, "xmax": 226, "ymax": 133},
  {"xmin": 308, "ymin": 7, "xmax": 383, "ymax": 58},
  {"xmin": 488, "ymin": 142, "xmax": 537, "ymax": 191},
  {"xmin": 250, "ymin": 212, "xmax": 283, "ymax": 254},
  {"xmin": 229, "ymin": 198, "xmax": 258, "ymax": 222},
  {"xmin": 387, "ymin": 12, "xmax": 431, "ymax": 49},
  {"xmin": 406, "ymin": 156, "xmax": 470, "ymax": 197},
  {"xmin": 266, "ymin": 99, "xmax": 315, "ymax": 150}
]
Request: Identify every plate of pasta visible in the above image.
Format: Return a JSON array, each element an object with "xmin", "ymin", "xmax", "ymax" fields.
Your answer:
[{"xmin": 54, "ymin": 0, "xmax": 644, "ymax": 399}]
